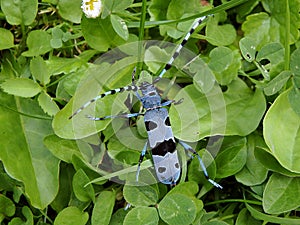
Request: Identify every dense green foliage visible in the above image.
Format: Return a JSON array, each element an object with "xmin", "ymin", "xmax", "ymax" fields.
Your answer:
[{"xmin": 0, "ymin": 0, "xmax": 300, "ymax": 224}]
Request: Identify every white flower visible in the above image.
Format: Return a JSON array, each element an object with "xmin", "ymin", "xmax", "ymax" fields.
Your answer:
[{"xmin": 81, "ymin": 0, "xmax": 102, "ymax": 18}]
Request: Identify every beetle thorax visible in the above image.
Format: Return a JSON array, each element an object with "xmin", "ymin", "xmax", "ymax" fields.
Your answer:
[{"xmin": 140, "ymin": 82, "xmax": 161, "ymax": 109}]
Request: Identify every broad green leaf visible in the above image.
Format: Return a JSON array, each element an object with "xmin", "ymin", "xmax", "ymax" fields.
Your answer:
[
  {"xmin": 236, "ymin": 0, "xmax": 259, "ymax": 21},
  {"xmin": 50, "ymin": 27, "xmax": 64, "ymax": 48},
  {"xmin": 102, "ymin": 0, "xmax": 133, "ymax": 18},
  {"xmin": 9, "ymin": 206, "xmax": 34, "ymax": 225},
  {"xmin": 263, "ymin": 90, "xmax": 300, "ymax": 173},
  {"xmin": 208, "ymin": 46, "xmax": 241, "ymax": 85},
  {"xmin": 263, "ymin": 173, "xmax": 300, "ymax": 214},
  {"xmin": 255, "ymin": 147, "xmax": 299, "ymax": 177},
  {"xmin": 236, "ymin": 208, "xmax": 261, "ymax": 225},
  {"xmin": 0, "ymin": 95, "xmax": 59, "ymax": 209},
  {"xmin": 215, "ymin": 137, "xmax": 247, "ymax": 178},
  {"xmin": 110, "ymin": 14, "xmax": 129, "ymax": 41},
  {"xmin": 58, "ymin": 0, "xmax": 82, "ymax": 23},
  {"xmin": 20, "ymin": 206, "xmax": 34, "ymax": 225},
  {"xmin": 91, "ymin": 191, "xmax": 115, "ymax": 225},
  {"xmin": 107, "ymin": 126, "xmax": 146, "ymax": 161},
  {"xmin": 0, "ymin": 28, "xmax": 14, "ymax": 50},
  {"xmin": 38, "ymin": 92, "xmax": 60, "ymax": 116},
  {"xmin": 30, "ymin": 56, "xmax": 50, "ymax": 85},
  {"xmin": 149, "ymin": 0, "xmax": 202, "ymax": 38},
  {"xmin": 256, "ymin": 42, "xmax": 284, "ymax": 65},
  {"xmin": 246, "ymin": 203, "xmax": 300, "ymax": 224},
  {"xmin": 0, "ymin": 78, "xmax": 41, "ymax": 98},
  {"xmin": 170, "ymin": 78, "xmax": 266, "ymax": 141},
  {"xmin": 123, "ymin": 184, "xmax": 159, "ymax": 207},
  {"xmin": 235, "ymin": 135, "xmax": 268, "ymax": 186},
  {"xmin": 262, "ymin": 0, "xmax": 300, "ymax": 44},
  {"xmin": 0, "ymin": 195, "xmax": 15, "ymax": 217},
  {"xmin": 290, "ymin": 47, "xmax": 300, "ymax": 88},
  {"xmin": 206, "ymin": 16, "xmax": 236, "ymax": 46},
  {"xmin": 72, "ymin": 169, "xmax": 95, "ymax": 202},
  {"xmin": 22, "ymin": 30, "xmax": 52, "ymax": 57},
  {"xmin": 288, "ymin": 87, "xmax": 300, "ymax": 116},
  {"xmin": 148, "ymin": 0, "xmax": 171, "ymax": 22},
  {"xmin": 264, "ymin": 71, "xmax": 291, "ymax": 96},
  {"xmin": 110, "ymin": 208, "xmax": 127, "ymax": 225},
  {"xmin": 123, "ymin": 206, "xmax": 159, "ymax": 225},
  {"xmin": 188, "ymin": 150, "xmax": 218, "ymax": 186},
  {"xmin": 50, "ymin": 164, "xmax": 74, "ymax": 212},
  {"xmin": 54, "ymin": 206, "xmax": 89, "ymax": 225},
  {"xmin": 239, "ymin": 37, "xmax": 257, "ymax": 62},
  {"xmin": 189, "ymin": 57, "xmax": 215, "ymax": 94},
  {"xmin": 53, "ymin": 60, "xmax": 134, "ymax": 139},
  {"xmin": 47, "ymin": 50, "xmax": 98, "ymax": 75},
  {"xmin": 81, "ymin": 16, "xmax": 125, "ymax": 51},
  {"xmin": 168, "ymin": 181, "xmax": 199, "ymax": 197},
  {"xmin": 44, "ymin": 134, "xmax": 83, "ymax": 163},
  {"xmin": 158, "ymin": 193, "xmax": 197, "ymax": 225},
  {"xmin": 242, "ymin": 0, "xmax": 300, "ymax": 49},
  {"xmin": 1, "ymin": 0, "xmax": 38, "ymax": 25}
]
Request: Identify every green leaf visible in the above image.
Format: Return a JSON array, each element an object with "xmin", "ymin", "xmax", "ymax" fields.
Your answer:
[
  {"xmin": 263, "ymin": 90, "xmax": 300, "ymax": 173},
  {"xmin": 262, "ymin": 0, "xmax": 300, "ymax": 44},
  {"xmin": 54, "ymin": 206, "xmax": 89, "ymax": 225},
  {"xmin": 246, "ymin": 203, "xmax": 300, "ymax": 224},
  {"xmin": 256, "ymin": 42, "xmax": 284, "ymax": 64},
  {"xmin": 30, "ymin": 56, "xmax": 50, "ymax": 85},
  {"xmin": 110, "ymin": 15, "xmax": 129, "ymax": 41},
  {"xmin": 239, "ymin": 37, "xmax": 257, "ymax": 62},
  {"xmin": 91, "ymin": 191, "xmax": 115, "ymax": 225},
  {"xmin": 50, "ymin": 27, "xmax": 64, "ymax": 48},
  {"xmin": 81, "ymin": 16, "xmax": 125, "ymax": 51},
  {"xmin": 236, "ymin": 208, "xmax": 261, "ymax": 225},
  {"xmin": 123, "ymin": 184, "xmax": 159, "ymax": 207},
  {"xmin": 189, "ymin": 57, "xmax": 215, "ymax": 94},
  {"xmin": 38, "ymin": 92, "xmax": 59, "ymax": 116},
  {"xmin": 58, "ymin": 0, "xmax": 82, "ymax": 23},
  {"xmin": 110, "ymin": 208, "xmax": 127, "ymax": 225},
  {"xmin": 290, "ymin": 47, "xmax": 300, "ymax": 87},
  {"xmin": 1, "ymin": 0, "xmax": 38, "ymax": 25},
  {"xmin": 0, "ymin": 96, "xmax": 59, "ymax": 209},
  {"xmin": 206, "ymin": 16, "xmax": 236, "ymax": 46},
  {"xmin": 158, "ymin": 193, "xmax": 197, "ymax": 225},
  {"xmin": 0, "ymin": 195, "xmax": 15, "ymax": 217},
  {"xmin": 123, "ymin": 206, "xmax": 159, "ymax": 225},
  {"xmin": 72, "ymin": 169, "xmax": 95, "ymax": 202},
  {"xmin": 263, "ymin": 173, "xmax": 300, "ymax": 214},
  {"xmin": 44, "ymin": 134, "xmax": 83, "ymax": 163},
  {"xmin": 0, "ymin": 28, "xmax": 14, "ymax": 50},
  {"xmin": 22, "ymin": 30, "xmax": 52, "ymax": 57},
  {"xmin": 50, "ymin": 164, "xmax": 73, "ymax": 212},
  {"xmin": 102, "ymin": 0, "xmax": 133, "ymax": 18},
  {"xmin": 242, "ymin": 0, "xmax": 300, "ymax": 49},
  {"xmin": 188, "ymin": 150, "xmax": 218, "ymax": 186},
  {"xmin": 288, "ymin": 87, "xmax": 300, "ymax": 116},
  {"xmin": 53, "ymin": 61, "xmax": 134, "ymax": 139},
  {"xmin": 236, "ymin": 0, "xmax": 260, "ymax": 21},
  {"xmin": 208, "ymin": 46, "xmax": 241, "ymax": 85},
  {"xmin": 264, "ymin": 70, "xmax": 291, "ymax": 96},
  {"xmin": 215, "ymin": 137, "xmax": 247, "ymax": 178},
  {"xmin": 255, "ymin": 147, "xmax": 299, "ymax": 177},
  {"xmin": 168, "ymin": 181, "xmax": 199, "ymax": 197},
  {"xmin": 235, "ymin": 135, "xmax": 268, "ymax": 186},
  {"xmin": 170, "ymin": 78, "xmax": 266, "ymax": 141},
  {"xmin": 0, "ymin": 78, "xmax": 41, "ymax": 98}
]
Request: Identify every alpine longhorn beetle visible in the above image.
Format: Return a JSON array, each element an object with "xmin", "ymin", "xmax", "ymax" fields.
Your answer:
[{"xmin": 69, "ymin": 16, "xmax": 222, "ymax": 189}]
